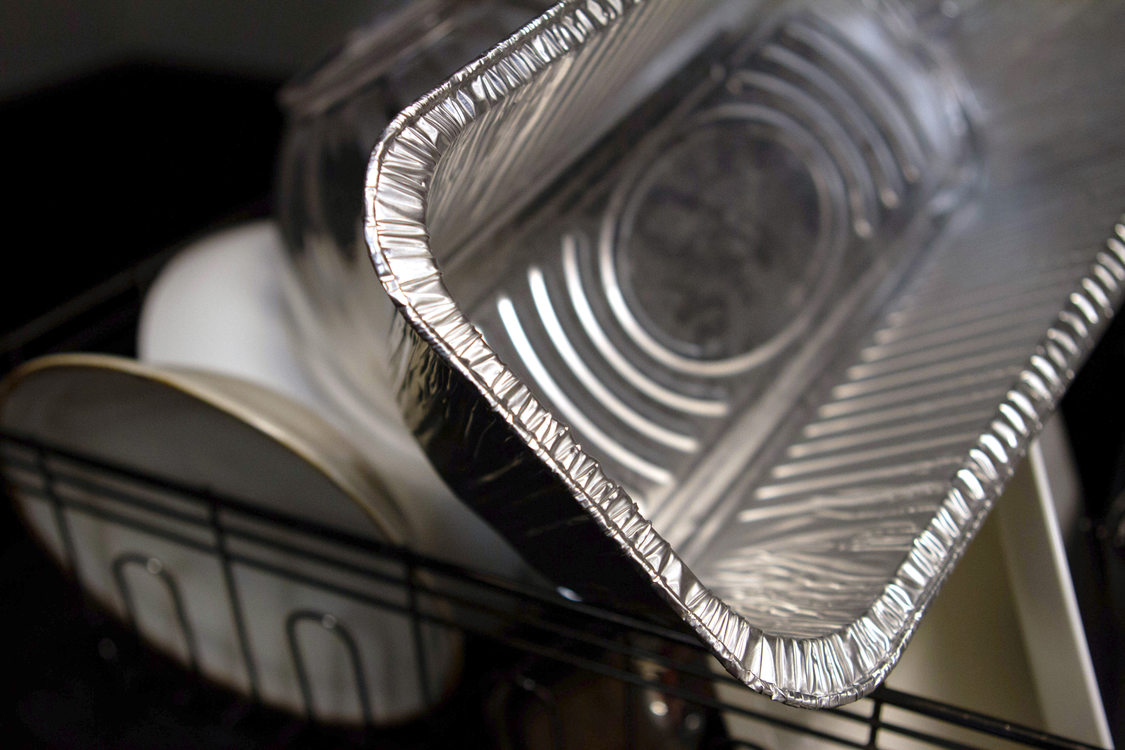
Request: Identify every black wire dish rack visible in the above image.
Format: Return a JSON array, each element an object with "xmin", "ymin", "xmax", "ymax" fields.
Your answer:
[{"xmin": 0, "ymin": 246, "xmax": 1109, "ymax": 750}]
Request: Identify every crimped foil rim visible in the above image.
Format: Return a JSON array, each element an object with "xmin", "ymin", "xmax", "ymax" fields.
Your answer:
[{"xmin": 364, "ymin": 0, "xmax": 1125, "ymax": 706}]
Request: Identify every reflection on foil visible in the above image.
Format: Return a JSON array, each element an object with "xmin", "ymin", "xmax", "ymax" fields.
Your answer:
[{"xmin": 366, "ymin": 0, "xmax": 1125, "ymax": 707}]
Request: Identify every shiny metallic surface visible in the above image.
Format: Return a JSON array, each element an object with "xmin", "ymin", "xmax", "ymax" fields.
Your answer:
[
  {"xmin": 278, "ymin": 0, "xmax": 547, "ymax": 435},
  {"xmin": 363, "ymin": 0, "xmax": 1125, "ymax": 707}
]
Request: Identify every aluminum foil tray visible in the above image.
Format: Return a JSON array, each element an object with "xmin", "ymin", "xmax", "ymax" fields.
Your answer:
[{"xmin": 365, "ymin": 0, "xmax": 1125, "ymax": 706}]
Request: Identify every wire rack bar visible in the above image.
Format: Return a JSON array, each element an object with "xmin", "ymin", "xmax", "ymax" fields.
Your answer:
[{"xmin": 0, "ymin": 427, "xmax": 1106, "ymax": 749}]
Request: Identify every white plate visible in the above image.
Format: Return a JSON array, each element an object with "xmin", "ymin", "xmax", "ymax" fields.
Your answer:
[
  {"xmin": 0, "ymin": 353, "xmax": 458, "ymax": 724},
  {"xmin": 138, "ymin": 221, "xmax": 530, "ymax": 580}
]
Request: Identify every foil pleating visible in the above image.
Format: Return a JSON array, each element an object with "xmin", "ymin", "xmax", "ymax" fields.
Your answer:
[{"xmin": 365, "ymin": 0, "xmax": 1125, "ymax": 706}]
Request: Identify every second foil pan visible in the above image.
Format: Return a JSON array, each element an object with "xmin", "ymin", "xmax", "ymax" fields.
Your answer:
[{"xmin": 364, "ymin": 0, "xmax": 1125, "ymax": 707}]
